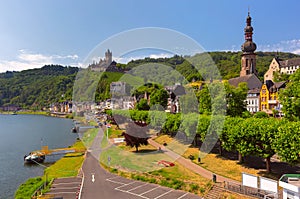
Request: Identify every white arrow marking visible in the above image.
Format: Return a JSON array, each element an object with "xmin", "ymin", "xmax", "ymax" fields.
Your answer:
[{"xmin": 92, "ymin": 174, "xmax": 95, "ymax": 183}]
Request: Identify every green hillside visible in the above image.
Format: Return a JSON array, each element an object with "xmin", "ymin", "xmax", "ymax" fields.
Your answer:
[
  {"xmin": 0, "ymin": 65, "xmax": 78, "ymax": 109},
  {"xmin": 0, "ymin": 51, "xmax": 299, "ymax": 109}
]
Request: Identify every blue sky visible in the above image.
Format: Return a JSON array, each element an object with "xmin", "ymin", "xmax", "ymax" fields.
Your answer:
[{"xmin": 0, "ymin": 0, "xmax": 300, "ymax": 72}]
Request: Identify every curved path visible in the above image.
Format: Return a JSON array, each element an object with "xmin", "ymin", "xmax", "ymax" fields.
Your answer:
[
  {"xmin": 80, "ymin": 128, "xmax": 202, "ymax": 198},
  {"xmin": 148, "ymin": 139, "xmax": 239, "ymax": 184}
]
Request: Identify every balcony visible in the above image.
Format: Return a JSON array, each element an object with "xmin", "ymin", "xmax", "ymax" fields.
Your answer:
[{"xmin": 268, "ymin": 100, "xmax": 277, "ymax": 104}]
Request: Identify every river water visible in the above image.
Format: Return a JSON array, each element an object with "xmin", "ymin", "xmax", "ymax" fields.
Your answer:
[{"xmin": 0, "ymin": 114, "xmax": 78, "ymax": 199}]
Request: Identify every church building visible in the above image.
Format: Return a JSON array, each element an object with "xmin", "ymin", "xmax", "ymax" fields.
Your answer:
[{"xmin": 228, "ymin": 12, "xmax": 262, "ymax": 113}]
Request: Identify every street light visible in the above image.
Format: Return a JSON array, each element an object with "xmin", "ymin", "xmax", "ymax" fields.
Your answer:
[{"xmin": 106, "ymin": 123, "xmax": 111, "ymax": 141}]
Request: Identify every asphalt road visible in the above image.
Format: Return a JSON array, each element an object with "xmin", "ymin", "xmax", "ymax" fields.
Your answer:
[{"xmin": 80, "ymin": 128, "xmax": 202, "ymax": 199}]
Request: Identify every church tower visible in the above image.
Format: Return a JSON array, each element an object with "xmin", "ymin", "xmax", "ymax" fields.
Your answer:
[{"xmin": 240, "ymin": 11, "xmax": 257, "ymax": 77}]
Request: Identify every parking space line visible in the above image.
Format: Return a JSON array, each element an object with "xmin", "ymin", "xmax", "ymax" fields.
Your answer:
[
  {"xmin": 48, "ymin": 191, "xmax": 76, "ymax": 194},
  {"xmin": 115, "ymin": 186, "xmax": 150, "ymax": 199},
  {"xmin": 177, "ymin": 192, "xmax": 189, "ymax": 199},
  {"xmin": 116, "ymin": 181, "xmax": 136, "ymax": 189},
  {"xmin": 127, "ymin": 183, "xmax": 148, "ymax": 192},
  {"xmin": 106, "ymin": 176, "xmax": 121, "ymax": 181},
  {"xmin": 139, "ymin": 186, "xmax": 160, "ymax": 196},
  {"xmin": 51, "ymin": 187, "xmax": 78, "ymax": 190},
  {"xmin": 154, "ymin": 189, "xmax": 173, "ymax": 199},
  {"xmin": 52, "ymin": 182, "xmax": 81, "ymax": 185},
  {"xmin": 106, "ymin": 178, "xmax": 126, "ymax": 185}
]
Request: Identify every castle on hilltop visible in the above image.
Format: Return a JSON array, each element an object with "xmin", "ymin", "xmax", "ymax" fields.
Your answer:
[
  {"xmin": 89, "ymin": 49, "xmax": 124, "ymax": 73},
  {"xmin": 89, "ymin": 49, "xmax": 113, "ymax": 71}
]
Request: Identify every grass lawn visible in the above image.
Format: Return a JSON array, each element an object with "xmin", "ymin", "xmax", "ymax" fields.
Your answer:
[
  {"xmin": 100, "ymin": 143, "xmax": 175, "ymax": 172},
  {"xmin": 15, "ymin": 177, "xmax": 44, "ymax": 199},
  {"xmin": 183, "ymin": 147, "xmax": 260, "ymax": 182},
  {"xmin": 100, "ymin": 126, "xmax": 214, "ymax": 196},
  {"xmin": 44, "ymin": 140, "xmax": 86, "ymax": 179},
  {"xmin": 102, "ymin": 158, "xmax": 212, "ymax": 196},
  {"xmin": 15, "ymin": 140, "xmax": 86, "ymax": 198},
  {"xmin": 156, "ymin": 135, "xmax": 298, "ymax": 182},
  {"xmin": 81, "ymin": 128, "xmax": 99, "ymax": 148},
  {"xmin": 156, "ymin": 135, "xmax": 264, "ymax": 181}
]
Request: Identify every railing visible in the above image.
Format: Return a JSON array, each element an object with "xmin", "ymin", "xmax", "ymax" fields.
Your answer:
[
  {"xmin": 224, "ymin": 181, "xmax": 278, "ymax": 199},
  {"xmin": 31, "ymin": 178, "xmax": 54, "ymax": 199}
]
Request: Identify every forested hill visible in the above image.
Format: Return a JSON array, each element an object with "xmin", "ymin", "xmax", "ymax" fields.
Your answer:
[
  {"xmin": 0, "ymin": 51, "xmax": 299, "ymax": 109},
  {"xmin": 124, "ymin": 51, "xmax": 300, "ymax": 80},
  {"xmin": 0, "ymin": 65, "xmax": 78, "ymax": 109}
]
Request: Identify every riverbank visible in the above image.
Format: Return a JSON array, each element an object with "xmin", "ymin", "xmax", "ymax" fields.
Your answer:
[
  {"xmin": 15, "ymin": 139, "xmax": 86, "ymax": 199},
  {"xmin": 0, "ymin": 110, "xmax": 74, "ymax": 119}
]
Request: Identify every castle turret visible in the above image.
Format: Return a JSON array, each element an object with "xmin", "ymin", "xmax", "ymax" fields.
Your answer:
[{"xmin": 105, "ymin": 49, "xmax": 112, "ymax": 65}]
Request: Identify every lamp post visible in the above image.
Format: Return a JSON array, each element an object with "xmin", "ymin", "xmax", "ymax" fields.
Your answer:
[{"xmin": 106, "ymin": 123, "xmax": 111, "ymax": 141}]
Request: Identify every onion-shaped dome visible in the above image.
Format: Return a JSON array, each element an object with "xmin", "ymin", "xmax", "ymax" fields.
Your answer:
[{"xmin": 241, "ymin": 41, "xmax": 257, "ymax": 52}]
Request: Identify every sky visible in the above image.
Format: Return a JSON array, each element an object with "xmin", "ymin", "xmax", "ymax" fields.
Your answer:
[{"xmin": 0, "ymin": 0, "xmax": 300, "ymax": 72}]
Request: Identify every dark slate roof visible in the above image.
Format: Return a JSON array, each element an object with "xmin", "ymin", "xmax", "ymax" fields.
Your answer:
[
  {"xmin": 165, "ymin": 85, "xmax": 186, "ymax": 96},
  {"xmin": 228, "ymin": 74, "xmax": 262, "ymax": 90},
  {"xmin": 279, "ymin": 58, "xmax": 300, "ymax": 68},
  {"xmin": 248, "ymin": 88, "xmax": 261, "ymax": 94},
  {"xmin": 270, "ymin": 81, "xmax": 286, "ymax": 92}
]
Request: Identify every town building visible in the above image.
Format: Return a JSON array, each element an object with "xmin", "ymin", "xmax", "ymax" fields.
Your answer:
[
  {"xmin": 260, "ymin": 80, "xmax": 286, "ymax": 115},
  {"xmin": 165, "ymin": 83, "xmax": 186, "ymax": 113},
  {"xmin": 228, "ymin": 12, "xmax": 262, "ymax": 113},
  {"xmin": 246, "ymin": 88, "xmax": 260, "ymax": 113},
  {"xmin": 110, "ymin": 81, "xmax": 128, "ymax": 96},
  {"xmin": 228, "ymin": 12, "xmax": 262, "ymax": 89},
  {"xmin": 264, "ymin": 56, "xmax": 300, "ymax": 82}
]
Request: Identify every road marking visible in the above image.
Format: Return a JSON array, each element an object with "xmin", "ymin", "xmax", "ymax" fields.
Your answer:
[
  {"xmin": 106, "ymin": 178, "xmax": 126, "ymax": 185},
  {"xmin": 177, "ymin": 192, "xmax": 189, "ymax": 199},
  {"xmin": 50, "ymin": 187, "xmax": 78, "ymax": 190},
  {"xmin": 127, "ymin": 183, "xmax": 148, "ymax": 192},
  {"xmin": 52, "ymin": 182, "xmax": 81, "ymax": 186},
  {"xmin": 92, "ymin": 174, "xmax": 95, "ymax": 183},
  {"xmin": 154, "ymin": 189, "xmax": 173, "ymax": 199},
  {"xmin": 115, "ymin": 186, "xmax": 150, "ymax": 199},
  {"xmin": 139, "ymin": 186, "xmax": 160, "ymax": 196},
  {"xmin": 115, "ymin": 181, "xmax": 136, "ymax": 189}
]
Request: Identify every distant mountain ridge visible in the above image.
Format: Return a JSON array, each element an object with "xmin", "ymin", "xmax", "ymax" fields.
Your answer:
[{"xmin": 0, "ymin": 52, "xmax": 299, "ymax": 109}]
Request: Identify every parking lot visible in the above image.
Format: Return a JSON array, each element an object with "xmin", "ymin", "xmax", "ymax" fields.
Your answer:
[
  {"xmin": 106, "ymin": 176, "xmax": 202, "ymax": 199},
  {"xmin": 45, "ymin": 177, "xmax": 82, "ymax": 199}
]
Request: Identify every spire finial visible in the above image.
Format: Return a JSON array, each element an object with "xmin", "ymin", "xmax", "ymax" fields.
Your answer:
[{"xmin": 248, "ymin": 6, "xmax": 250, "ymax": 16}]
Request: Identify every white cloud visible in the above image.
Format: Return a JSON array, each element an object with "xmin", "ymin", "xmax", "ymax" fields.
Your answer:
[
  {"xmin": 0, "ymin": 50, "xmax": 80, "ymax": 73},
  {"xmin": 257, "ymin": 39, "xmax": 300, "ymax": 54}
]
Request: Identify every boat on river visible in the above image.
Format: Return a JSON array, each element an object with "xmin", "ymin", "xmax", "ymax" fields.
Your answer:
[{"xmin": 24, "ymin": 152, "xmax": 45, "ymax": 163}]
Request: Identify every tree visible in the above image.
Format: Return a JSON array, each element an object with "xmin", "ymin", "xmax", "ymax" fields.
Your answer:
[
  {"xmin": 122, "ymin": 122, "xmax": 150, "ymax": 152},
  {"xmin": 220, "ymin": 117, "xmax": 244, "ymax": 162},
  {"xmin": 149, "ymin": 89, "xmax": 169, "ymax": 108},
  {"xmin": 196, "ymin": 85, "xmax": 211, "ymax": 114},
  {"xmin": 274, "ymin": 121, "xmax": 300, "ymax": 164},
  {"xmin": 135, "ymin": 99, "xmax": 150, "ymax": 110},
  {"xmin": 225, "ymin": 82, "xmax": 248, "ymax": 117},
  {"xmin": 280, "ymin": 69, "xmax": 300, "ymax": 121}
]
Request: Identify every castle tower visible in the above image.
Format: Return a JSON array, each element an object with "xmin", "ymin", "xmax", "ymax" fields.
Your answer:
[
  {"xmin": 105, "ymin": 49, "xmax": 112, "ymax": 65},
  {"xmin": 240, "ymin": 11, "xmax": 257, "ymax": 77}
]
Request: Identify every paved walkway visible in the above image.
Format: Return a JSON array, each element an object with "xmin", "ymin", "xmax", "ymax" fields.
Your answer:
[
  {"xmin": 148, "ymin": 139, "xmax": 239, "ymax": 184},
  {"xmin": 80, "ymin": 127, "xmax": 202, "ymax": 198}
]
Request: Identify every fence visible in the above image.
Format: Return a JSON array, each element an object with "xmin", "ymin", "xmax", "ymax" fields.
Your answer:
[{"xmin": 224, "ymin": 181, "xmax": 279, "ymax": 199}]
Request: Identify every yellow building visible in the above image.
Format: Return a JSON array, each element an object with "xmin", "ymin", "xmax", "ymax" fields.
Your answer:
[
  {"xmin": 260, "ymin": 84, "xmax": 269, "ymax": 110},
  {"xmin": 260, "ymin": 80, "xmax": 286, "ymax": 115}
]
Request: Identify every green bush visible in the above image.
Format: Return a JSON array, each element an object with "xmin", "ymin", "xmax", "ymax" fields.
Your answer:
[{"xmin": 15, "ymin": 177, "xmax": 44, "ymax": 199}]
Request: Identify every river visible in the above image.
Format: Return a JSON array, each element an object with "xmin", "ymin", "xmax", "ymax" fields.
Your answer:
[{"xmin": 0, "ymin": 114, "xmax": 78, "ymax": 199}]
